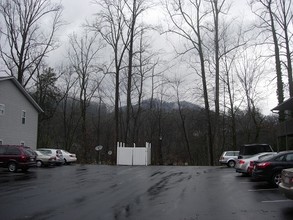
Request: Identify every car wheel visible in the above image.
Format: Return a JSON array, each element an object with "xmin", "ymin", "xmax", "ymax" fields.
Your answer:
[
  {"xmin": 228, "ymin": 160, "xmax": 236, "ymax": 168},
  {"xmin": 8, "ymin": 162, "xmax": 17, "ymax": 172},
  {"xmin": 36, "ymin": 160, "xmax": 43, "ymax": 167},
  {"xmin": 270, "ymin": 171, "xmax": 282, "ymax": 187}
]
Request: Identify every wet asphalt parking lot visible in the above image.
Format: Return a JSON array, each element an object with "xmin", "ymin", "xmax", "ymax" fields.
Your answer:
[{"xmin": 1, "ymin": 165, "xmax": 293, "ymax": 220}]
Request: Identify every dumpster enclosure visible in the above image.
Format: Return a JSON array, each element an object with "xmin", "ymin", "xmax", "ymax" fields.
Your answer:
[{"xmin": 116, "ymin": 142, "xmax": 151, "ymax": 166}]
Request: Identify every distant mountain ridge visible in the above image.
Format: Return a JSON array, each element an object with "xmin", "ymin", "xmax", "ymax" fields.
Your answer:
[
  {"xmin": 139, "ymin": 99, "xmax": 202, "ymax": 111},
  {"xmin": 87, "ymin": 98, "xmax": 202, "ymax": 113}
]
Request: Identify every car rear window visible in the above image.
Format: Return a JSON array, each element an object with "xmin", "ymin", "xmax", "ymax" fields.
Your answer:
[
  {"xmin": 39, "ymin": 150, "xmax": 52, "ymax": 154},
  {"xmin": 0, "ymin": 146, "xmax": 7, "ymax": 154},
  {"xmin": 6, "ymin": 147, "xmax": 20, "ymax": 155},
  {"xmin": 225, "ymin": 152, "xmax": 234, "ymax": 156},
  {"xmin": 223, "ymin": 151, "xmax": 238, "ymax": 156},
  {"xmin": 40, "ymin": 151, "xmax": 51, "ymax": 155}
]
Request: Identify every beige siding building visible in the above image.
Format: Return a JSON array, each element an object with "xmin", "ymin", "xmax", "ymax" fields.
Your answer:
[{"xmin": 0, "ymin": 77, "xmax": 43, "ymax": 150}]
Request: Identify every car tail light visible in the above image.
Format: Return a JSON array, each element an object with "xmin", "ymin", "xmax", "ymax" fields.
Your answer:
[
  {"xmin": 49, "ymin": 156, "xmax": 56, "ymax": 161},
  {"xmin": 19, "ymin": 154, "xmax": 28, "ymax": 162},
  {"xmin": 247, "ymin": 167, "xmax": 252, "ymax": 173},
  {"xmin": 282, "ymin": 176, "xmax": 293, "ymax": 184},
  {"xmin": 238, "ymin": 160, "xmax": 245, "ymax": 164},
  {"xmin": 288, "ymin": 177, "xmax": 293, "ymax": 184},
  {"xmin": 256, "ymin": 162, "xmax": 271, "ymax": 169}
]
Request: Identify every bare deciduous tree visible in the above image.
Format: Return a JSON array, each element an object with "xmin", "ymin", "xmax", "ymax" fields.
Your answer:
[
  {"xmin": 163, "ymin": 0, "xmax": 214, "ymax": 165},
  {"xmin": 68, "ymin": 30, "xmax": 105, "ymax": 162},
  {"xmin": 236, "ymin": 47, "xmax": 266, "ymax": 142},
  {"xmin": 0, "ymin": 0, "xmax": 63, "ymax": 87},
  {"xmin": 250, "ymin": 0, "xmax": 285, "ymax": 121},
  {"xmin": 170, "ymin": 76, "xmax": 193, "ymax": 164},
  {"xmin": 124, "ymin": 0, "xmax": 148, "ymax": 145},
  {"xmin": 59, "ymin": 66, "xmax": 80, "ymax": 152},
  {"xmin": 274, "ymin": 0, "xmax": 293, "ymax": 98},
  {"xmin": 131, "ymin": 30, "xmax": 158, "ymax": 143},
  {"xmin": 208, "ymin": 0, "xmax": 230, "ymax": 137},
  {"xmin": 90, "ymin": 0, "xmax": 129, "ymax": 149}
]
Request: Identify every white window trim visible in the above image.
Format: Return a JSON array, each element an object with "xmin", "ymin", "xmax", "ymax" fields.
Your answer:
[
  {"xmin": 22, "ymin": 110, "xmax": 26, "ymax": 124},
  {"xmin": 0, "ymin": 104, "xmax": 5, "ymax": 116}
]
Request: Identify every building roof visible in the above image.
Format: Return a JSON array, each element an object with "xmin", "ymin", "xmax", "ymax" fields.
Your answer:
[
  {"xmin": 0, "ymin": 76, "xmax": 43, "ymax": 113},
  {"xmin": 271, "ymin": 97, "xmax": 293, "ymax": 112}
]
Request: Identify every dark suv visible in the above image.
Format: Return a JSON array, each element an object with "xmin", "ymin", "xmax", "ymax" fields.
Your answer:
[
  {"xmin": 238, "ymin": 144, "xmax": 274, "ymax": 159},
  {"xmin": 0, "ymin": 145, "xmax": 36, "ymax": 172}
]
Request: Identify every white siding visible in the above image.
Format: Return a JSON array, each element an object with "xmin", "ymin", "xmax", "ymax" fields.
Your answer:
[{"xmin": 0, "ymin": 80, "xmax": 38, "ymax": 149}]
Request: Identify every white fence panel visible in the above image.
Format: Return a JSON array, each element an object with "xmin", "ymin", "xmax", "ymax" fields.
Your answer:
[
  {"xmin": 117, "ymin": 142, "xmax": 151, "ymax": 166},
  {"xmin": 146, "ymin": 143, "xmax": 151, "ymax": 165},
  {"xmin": 117, "ymin": 147, "xmax": 133, "ymax": 165},
  {"xmin": 133, "ymin": 148, "xmax": 146, "ymax": 165}
]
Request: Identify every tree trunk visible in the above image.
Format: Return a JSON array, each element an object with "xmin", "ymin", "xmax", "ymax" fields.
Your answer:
[
  {"xmin": 197, "ymin": 19, "xmax": 214, "ymax": 166},
  {"xmin": 269, "ymin": 3, "xmax": 284, "ymax": 121},
  {"xmin": 125, "ymin": 0, "xmax": 137, "ymax": 145}
]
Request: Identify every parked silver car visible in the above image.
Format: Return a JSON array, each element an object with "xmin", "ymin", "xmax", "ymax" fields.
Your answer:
[
  {"xmin": 235, "ymin": 152, "xmax": 277, "ymax": 175},
  {"xmin": 60, "ymin": 150, "xmax": 77, "ymax": 164},
  {"xmin": 37, "ymin": 148, "xmax": 64, "ymax": 165},
  {"xmin": 219, "ymin": 151, "xmax": 239, "ymax": 167},
  {"xmin": 35, "ymin": 150, "xmax": 57, "ymax": 167}
]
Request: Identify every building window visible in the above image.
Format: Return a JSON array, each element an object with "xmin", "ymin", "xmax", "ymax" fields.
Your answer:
[
  {"xmin": 22, "ymin": 110, "xmax": 26, "ymax": 124},
  {"xmin": 0, "ymin": 104, "xmax": 5, "ymax": 116}
]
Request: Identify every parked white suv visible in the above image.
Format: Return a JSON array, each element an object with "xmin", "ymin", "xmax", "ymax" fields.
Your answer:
[{"xmin": 219, "ymin": 151, "xmax": 239, "ymax": 167}]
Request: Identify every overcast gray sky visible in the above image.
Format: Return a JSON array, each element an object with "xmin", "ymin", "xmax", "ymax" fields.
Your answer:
[
  {"xmin": 49, "ymin": 0, "xmax": 276, "ymax": 115},
  {"xmin": 51, "ymin": 0, "xmax": 254, "ymax": 66}
]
